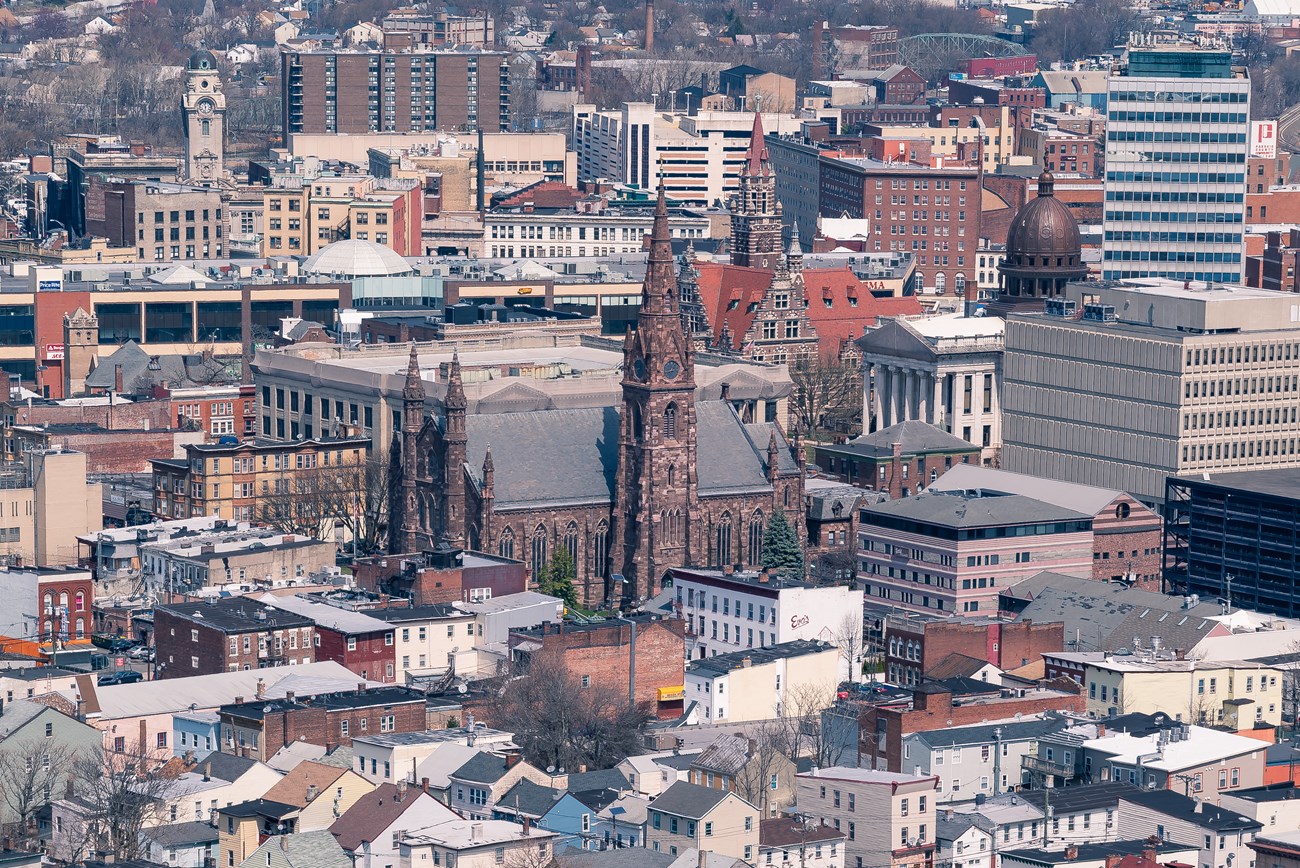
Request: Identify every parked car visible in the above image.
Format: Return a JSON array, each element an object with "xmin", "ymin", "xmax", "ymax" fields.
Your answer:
[
  {"xmin": 127, "ymin": 646, "xmax": 154, "ymax": 662},
  {"xmin": 97, "ymin": 670, "xmax": 144, "ymax": 686},
  {"xmin": 91, "ymin": 634, "xmax": 137, "ymax": 653}
]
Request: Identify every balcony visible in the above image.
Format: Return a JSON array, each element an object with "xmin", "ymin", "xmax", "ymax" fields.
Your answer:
[{"xmin": 1022, "ymin": 755, "xmax": 1075, "ymax": 780}]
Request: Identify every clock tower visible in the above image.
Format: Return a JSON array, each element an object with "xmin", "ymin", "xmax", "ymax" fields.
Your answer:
[
  {"xmin": 610, "ymin": 184, "xmax": 700, "ymax": 604},
  {"xmin": 182, "ymin": 49, "xmax": 226, "ymax": 184}
]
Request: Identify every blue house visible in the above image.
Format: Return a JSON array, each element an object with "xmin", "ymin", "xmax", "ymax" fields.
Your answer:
[{"xmin": 173, "ymin": 710, "xmax": 220, "ymax": 759}]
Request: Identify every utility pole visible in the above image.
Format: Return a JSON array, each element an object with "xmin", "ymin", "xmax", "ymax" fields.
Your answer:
[{"xmin": 992, "ymin": 727, "xmax": 1003, "ymax": 797}]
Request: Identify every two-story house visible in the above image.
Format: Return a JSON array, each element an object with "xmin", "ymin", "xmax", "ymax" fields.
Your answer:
[
  {"xmin": 154, "ymin": 598, "xmax": 315, "ymax": 679},
  {"xmin": 687, "ymin": 733, "xmax": 798, "ymax": 818},
  {"xmin": 902, "ymin": 717, "xmax": 1072, "ymax": 803},
  {"xmin": 259, "ymin": 761, "xmax": 376, "ymax": 832},
  {"xmin": 795, "ymin": 767, "xmax": 939, "ymax": 868},
  {"xmin": 1118, "ymin": 790, "xmax": 1262, "ymax": 868},
  {"xmin": 399, "ymin": 820, "xmax": 558, "ymax": 868},
  {"xmin": 648, "ymin": 781, "xmax": 761, "ymax": 863},
  {"xmin": 760, "ymin": 818, "xmax": 847, "ymax": 868},
  {"xmin": 447, "ymin": 753, "xmax": 552, "ymax": 820},
  {"xmin": 329, "ymin": 781, "xmax": 460, "ymax": 868}
]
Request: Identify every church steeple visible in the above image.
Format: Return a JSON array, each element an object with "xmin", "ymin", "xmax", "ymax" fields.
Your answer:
[
  {"xmin": 389, "ymin": 344, "xmax": 427, "ymax": 555},
  {"xmin": 442, "ymin": 350, "xmax": 467, "ymax": 547},
  {"xmin": 730, "ymin": 112, "xmax": 783, "ymax": 269},
  {"xmin": 611, "ymin": 183, "xmax": 700, "ymax": 606}
]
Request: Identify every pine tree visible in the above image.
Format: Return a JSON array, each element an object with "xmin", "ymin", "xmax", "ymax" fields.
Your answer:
[
  {"xmin": 538, "ymin": 547, "xmax": 579, "ymax": 608},
  {"xmin": 761, "ymin": 510, "xmax": 805, "ymax": 578}
]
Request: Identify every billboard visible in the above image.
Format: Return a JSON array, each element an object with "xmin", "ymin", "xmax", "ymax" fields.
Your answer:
[{"xmin": 1251, "ymin": 121, "xmax": 1278, "ymax": 159}]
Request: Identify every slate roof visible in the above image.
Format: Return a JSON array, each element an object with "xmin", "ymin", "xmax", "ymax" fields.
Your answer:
[
  {"xmin": 461, "ymin": 400, "xmax": 790, "ymax": 509},
  {"xmin": 691, "ymin": 734, "xmax": 755, "ymax": 777},
  {"xmin": 911, "ymin": 716, "xmax": 1067, "ymax": 750},
  {"xmin": 240, "ymin": 829, "xmax": 352, "ymax": 868},
  {"xmin": 330, "ymin": 783, "xmax": 442, "ymax": 851},
  {"xmin": 860, "ymin": 491, "xmax": 1090, "ymax": 528},
  {"xmin": 566, "ymin": 767, "xmax": 630, "ymax": 793},
  {"xmin": 199, "ymin": 752, "xmax": 259, "ymax": 783},
  {"xmin": 935, "ymin": 815, "xmax": 987, "ymax": 844},
  {"xmin": 0, "ymin": 701, "xmax": 49, "ymax": 739},
  {"xmin": 157, "ymin": 598, "xmax": 314, "ymax": 633},
  {"xmin": 925, "ymin": 652, "xmax": 996, "ymax": 680},
  {"xmin": 142, "ymin": 821, "xmax": 220, "ymax": 847},
  {"xmin": 451, "ymin": 752, "xmax": 527, "ymax": 785},
  {"xmin": 495, "ymin": 778, "xmax": 561, "ymax": 818},
  {"xmin": 650, "ymin": 781, "xmax": 735, "ymax": 819},
  {"xmin": 1005, "ymin": 572, "xmax": 1221, "ymax": 653},
  {"xmin": 84, "ymin": 341, "xmax": 242, "ymax": 393},
  {"xmin": 1118, "ymin": 789, "xmax": 1261, "ymax": 831}
]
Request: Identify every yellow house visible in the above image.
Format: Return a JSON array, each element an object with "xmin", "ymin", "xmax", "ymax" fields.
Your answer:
[
  {"xmin": 261, "ymin": 761, "xmax": 376, "ymax": 832},
  {"xmin": 647, "ymin": 781, "xmax": 760, "ymax": 863},
  {"xmin": 685, "ymin": 640, "xmax": 841, "ymax": 725},
  {"xmin": 1078, "ymin": 656, "xmax": 1284, "ymax": 728}
]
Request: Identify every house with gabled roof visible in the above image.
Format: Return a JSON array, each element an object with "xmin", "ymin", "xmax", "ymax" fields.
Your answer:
[{"xmin": 330, "ymin": 780, "xmax": 459, "ymax": 868}]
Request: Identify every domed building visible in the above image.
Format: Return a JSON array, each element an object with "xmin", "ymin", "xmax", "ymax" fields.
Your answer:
[
  {"xmin": 302, "ymin": 239, "xmax": 414, "ymax": 278},
  {"xmin": 995, "ymin": 172, "xmax": 1087, "ymax": 312}
]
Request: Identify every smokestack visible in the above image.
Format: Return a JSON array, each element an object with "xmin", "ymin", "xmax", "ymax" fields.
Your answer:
[
  {"xmin": 240, "ymin": 284, "xmax": 253, "ymax": 385},
  {"xmin": 644, "ymin": 0, "xmax": 654, "ymax": 53}
]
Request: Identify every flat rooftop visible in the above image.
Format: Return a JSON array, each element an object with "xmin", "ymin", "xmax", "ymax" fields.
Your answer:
[{"xmin": 1170, "ymin": 467, "xmax": 1300, "ymax": 502}]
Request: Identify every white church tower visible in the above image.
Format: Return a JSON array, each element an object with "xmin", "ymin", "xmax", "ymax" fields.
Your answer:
[{"xmin": 181, "ymin": 49, "xmax": 226, "ymax": 184}]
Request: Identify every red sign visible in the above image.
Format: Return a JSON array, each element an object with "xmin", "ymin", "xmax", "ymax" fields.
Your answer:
[{"xmin": 45, "ymin": 343, "xmax": 64, "ymax": 360}]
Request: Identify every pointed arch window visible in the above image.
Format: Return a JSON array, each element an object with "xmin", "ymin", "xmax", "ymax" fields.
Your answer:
[
  {"xmin": 714, "ymin": 512, "xmax": 733, "ymax": 566},
  {"xmin": 498, "ymin": 527, "xmax": 515, "ymax": 561},
  {"xmin": 531, "ymin": 525, "xmax": 548, "ymax": 577},
  {"xmin": 668, "ymin": 464, "xmax": 676, "ymax": 487},
  {"xmin": 663, "ymin": 403, "xmax": 678, "ymax": 439},
  {"xmin": 748, "ymin": 510, "xmax": 764, "ymax": 565},
  {"xmin": 593, "ymin": 520, "xmax": 609, "ymax": 578},
  {"xmin": 564, "ymin": 521, "xmax": 579, "ymax": 566}
]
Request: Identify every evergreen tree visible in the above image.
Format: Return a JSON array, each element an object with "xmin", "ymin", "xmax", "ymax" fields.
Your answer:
[
  {"xmin": 761, "ymin": 510, "xmax": 805, "ymax": 578},
  {"xmin": 538, "ymin": 547, "xmax": 579, "ymax": 608}
]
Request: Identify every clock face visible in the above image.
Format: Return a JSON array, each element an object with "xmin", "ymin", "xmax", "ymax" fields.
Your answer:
[
  {"xmin": 632, "ymin": 359, "xmax": 647, "ymax": 381},
  {"xmin": 197, "ymin": 99, "xmax": 214, "ymax": 117},
  {"xmin": 663, "ymin": 360, "xmax": 680, "ymax": 380}
]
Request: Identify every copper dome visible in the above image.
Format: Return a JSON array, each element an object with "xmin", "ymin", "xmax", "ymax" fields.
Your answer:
[{"xmin": 1003, "ymin": 172, "xmax": 1082, "ymax": 266}]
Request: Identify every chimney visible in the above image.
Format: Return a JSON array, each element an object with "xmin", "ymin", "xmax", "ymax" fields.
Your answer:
[
  {"xmin": 1142, "ymin": 846, "xmax": 1158, "ymax": 863},
  {"xmin": 505, "ymin": 754, "xmax": 522, "ymax": 769},
  {"xmin": 396, "ymin": 779, "xmax": 408, "ymax": 801},
  {"xmin": 741, "ymin": 656, "xmax": 752, "ymax": 668},
  {"xmin": 1066, "ymin": 846, "xmax": 1079, "ymax": 861},
  {"xmin": 698, "ymin": 849, "xmax": 708, "ymax": 868},
  {"xmin": 203, "ymin": 761, "xmax": 211, "ymax": 782},
  {"xmin": 114, "ymin": 364, "xmax": 123, "ymax": 393},
  {"xmin": 644, "ymin": 0, "xmax": 654, "ymax": 52},
  {"xmin": 286, "ymin": 691, "xmax": 295, "ymax": 703},
  {"xmin": 471, "ymin": 823, "xmax": 483, "ymax": 842},
  {"xmin": 1104, "ymin": 856, "xmax": 1123, "ymax": 868},
  {"xmin": 255, "ymin": 678, "xmax": 266, "ymax": 700},
  {"xmin": 234, "ymin": 696, "xmax": 245, "ymax": 705},
  {"xmin": 307, "ymin": 784, "xmax": 319, "ymax": 802},
  {"xmin": 357, "ymin": 682, "xmax": 367, "ymax": 694},
  {"xmin": 421, "ymin": 777, "xmax": 430, "ymax": 794},
  {"xmin": 522, "ymin": 817, "xmax": 532, "ymax": 836},
  {"xmin": 720, "ymin": 382, "xmax": 731, "ymax": 401},
  {"xmin": 65, "ymin": 778, "xmax": 74, "ymax": 800}
]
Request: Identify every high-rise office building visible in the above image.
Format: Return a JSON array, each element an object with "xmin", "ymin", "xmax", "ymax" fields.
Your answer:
[
  {"xmin": 1102, "ymin": 39, "xmax": 1250, "ymax": 284},
  {"xmin": 281, "ymin": 49, "xmax": 510, "ymax": 135}
]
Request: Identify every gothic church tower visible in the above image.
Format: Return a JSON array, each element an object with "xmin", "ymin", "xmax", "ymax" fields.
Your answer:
[
  {"xmin": 611, "ymin": 185, "xmax": 700, "ymax": 603},
  {"xmin": 729, "ymin": 112, "xmax": 783, "ymax": 269}
]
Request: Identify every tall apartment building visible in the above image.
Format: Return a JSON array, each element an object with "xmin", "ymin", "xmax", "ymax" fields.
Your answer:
[
  {"xmin": 1002, "ymin": 278, "xmax": 1300, "ymax": 503},
  {"xmin": 281, "ymin": 49, "xmax": 510, "ymax": 135},
  {"xmin": 83, "ymin": 177, "xmax": 225, "ymax": 261},
  {"xmin": 768, "ymin": 134, "xmax": 982, "ymax": 294},
  {"xmin": 1102, "ymin": 40, "xmax": 1250, "ymax": 283},
  {"xmin": 150, "ymin": 436, "xmax": 369, "ymax": 522},
  {"xmin": 571, "ymin": 103, "xmax": 803, "ymax": 207}
]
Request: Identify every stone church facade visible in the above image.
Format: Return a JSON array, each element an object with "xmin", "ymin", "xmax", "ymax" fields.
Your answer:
[{"xmin": 390, "ymin": 189, "xmax": 807, "ymax": 607}]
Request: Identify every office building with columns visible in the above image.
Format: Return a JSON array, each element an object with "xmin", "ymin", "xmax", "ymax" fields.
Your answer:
[{"xmin": 857, "ymin": 313, "xmax": 1005, "ymax": 465}]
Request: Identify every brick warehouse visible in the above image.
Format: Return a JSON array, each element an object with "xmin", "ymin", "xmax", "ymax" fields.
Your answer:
[
  {"xmin": 859, "ymin": 679, "xmax": 1085, "ymax": 772},
  {"xmin": 507, "ymin": 614, "xmax": 687, "ymax": 718},
  {"xmin": 883, "ymin": 614, "xmax": 1063, "ymax": 690},
  {"xmin": 153, "ymin": 598, "xmax": 315, "ymax": 679},
  {"xmin": 217, "ymin": 685, "xmax": 427, "ymax": 761}
]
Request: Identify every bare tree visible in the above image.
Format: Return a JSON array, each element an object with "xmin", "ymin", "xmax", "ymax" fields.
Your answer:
[
  {"xmin": 56, "ymin": 742, "xmax": 178, "ymax": 864},
  {"xmin": 779, "ymin": 681, "xmax": 845, "ymax": 769},
  {"xmin": 730, "ymin": 723, "xmax": 795, "ymax": 816},
  {"xmin": 788, "ymin": 355, "xmax": 862, "ymax": 439},
  {"xmin": 0, "ymin": 740, "xmax": 79, "ymax": 845},
  {"xmin": 483, "ymin": 649, "xmax": 651, "ymax": 772},
  {"xmin": 257, "ymin": 455, "xmax": 386, "ymax": 551},
  {"xmin": 835, "ymin": 613, "xmax": 865, "ymax": 683}
]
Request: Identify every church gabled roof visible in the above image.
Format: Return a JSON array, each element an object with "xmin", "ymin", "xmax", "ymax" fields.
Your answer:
[{"xmin": 461, "ymin": 401, "xmax": 790, "ymax": 510}]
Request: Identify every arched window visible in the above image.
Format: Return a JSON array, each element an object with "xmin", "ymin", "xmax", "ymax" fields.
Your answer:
[
  {"xmin": 665, "ymin": 509, "xmax": 682, "ymax": 545},
  {"xmin": 43, "ymin": 620, "xmax": 51, "ymax": 639},
  {"xmin": 663, "ymin": 403, "xmax": 678, "ymax": 439},
  {"xmin": 631, "ymin": 404, "xmax": 644, "ymax": 442},
  {"xmin": 935, "ymin": 272, "xmax": 947, "ymax": 294},
  {"xmin": 668, "ymin": 464, "xmax": 676, "ymax": 487},
  {"xmin": 714, "ymin": 513, "xmax": 733, "ymax": 566},
  {"xmin": 748, "ymin": 510, "xmax": 764, "ymax": 565},
  {"xmin": 531, "ymin": 525, "xmax": 548, "ymax": 577},
  {"xmin": 498, "ymin": 528, "xmax": 515, "ymax": 560},
  {"xmin": 955, "ymin": 274, "xmax": 967, "ymax": 295},
  {"xmin": 58, "ymin": 592, "xmax": 68, "ymax": 610},
  {"xmin": 75, "ymin": 619, "xmax": 84, "ymax": 639},
  {"xmin": 593, "ymin": 520, "xmax": 609, "ymax": 578},
  {"xmin": 43, "ymin": 593, "xmax": 52, "ymax": 616},
  {"xmin": 74, "ymin": 591, "xmax": 85, "ymax": 613},
  {"xmin": 564, "ymin": 522, "xmax": 579, "ymax": 566}
]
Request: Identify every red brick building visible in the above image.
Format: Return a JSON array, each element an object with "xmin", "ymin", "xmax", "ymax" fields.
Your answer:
[
  {"xmin": 154, "ymin": 598, "xmax": 315, "ymax": 679},
  {"xmin": 353, "ymin": 546, "xmax": 527, "ymax": 606},
  {"xmin": 812, "ymin": 421, "xmax": 982, "ymax": 497},
  {"xmin": 507, "ymin": 615, "xmax": 687, "ymax": 718},
  {"xmin": 874, "ymin": 66, "xmax": 925, "ymax": 106},
  {"xmin": 259, "ymin": 594, "xmax": 396, "ymax": 683},
  {"xmin": 860, "ymin": 679, "xmax": 1085, "ymax": 771},
  {"xmin": 217, "ymin": 685, "xmax": 427, "ymax": 760},
  {"xmin": 883, "ymin": 614, "xmax": 1064, "ymax": 688}
]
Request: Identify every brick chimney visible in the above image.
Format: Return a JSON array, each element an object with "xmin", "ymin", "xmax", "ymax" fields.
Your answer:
[
  {"xmin": 1105, "ymin": 855, "xmax": 1123, "ymax": 868},
  {"xmin": 505, "ymin": 754, "xmax": 522, "ymax": 769},
  {"xmin": 1142, "ymin": 846, "xmax": 1158, "ymax": 863},
  {"xmin": 1066, "ymin": 846, "xmax": 1079, "ymax": 861},
  {"xmin": 421, "ymin": 777, "xmax": 430, "ymax": 794}
]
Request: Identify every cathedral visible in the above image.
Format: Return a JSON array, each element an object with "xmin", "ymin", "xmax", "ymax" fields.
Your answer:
[{"xmin": 389, "ymin": 188, "xmax": 807, "ymax": 607}]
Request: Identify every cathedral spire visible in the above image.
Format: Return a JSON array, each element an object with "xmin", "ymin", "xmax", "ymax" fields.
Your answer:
[
  {"xmin": 766, "ymin": 429, "xmax": 781, "ymax": 483},
  {"xmin": 745, "ymin": 112, "xmax": 769, "ymax": 177},
  {"xmin": 445, "ymin": 349, "xmax": 466, "ymax": 412},
  {"xmin": 787, "ymin": 220, "xmax": 804, "ymax": 277},
  {"xmin": 403, "ymin": 344, "xmax": 425, "ymax": 403},
  {"xmin": 641, "ymin": 183, "xmax": 678, "ymax": 315}
]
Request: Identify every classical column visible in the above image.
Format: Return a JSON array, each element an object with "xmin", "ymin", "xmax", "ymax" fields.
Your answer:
[
  {"xmin": 932, "ymin": 372, "xmax": 944, "ymax": 428},
  {"xmin": 893, "ymin": 366, "xmax": 906, "ymax": 425},
  {"xmin": 989, "ymin": 366, "xmax": 1002, "ymax": 453},
  {"xmin": 917, "ymin": 371, "xmax": 930, "ymax": 423}
]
